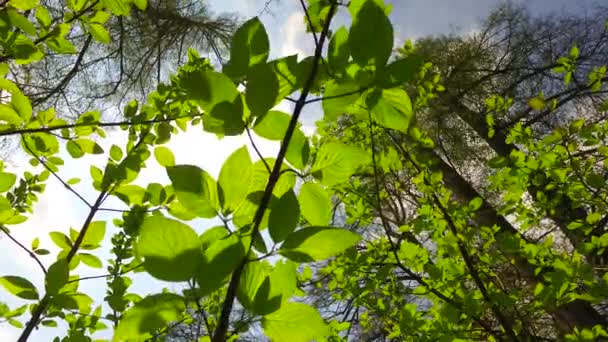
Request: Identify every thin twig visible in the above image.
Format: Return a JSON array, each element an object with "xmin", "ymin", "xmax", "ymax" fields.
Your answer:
[
  {"xmin": 21, "ymin": 136, "xmax": 92, "ymax": 208},
  {"xmin": 66, "ymin": 262, "xmax": 143, "ymax": 284},
  {"xmin": 0, "ymin": 226, "xmax": 47, "ymax": 274},
  {"xmin": 298, "ymin": 0, "xmax": 319, "ymax": 48},
  {"xmin": 245, "ymin": 126, "xmax": 271, "ymax": 173},
  {"xmin": 18, "ymin": 133, "xmax": 148, "ymax": 342},
  {"xmin": 304, "ymin": 87, "xmax": 367, "ymax": 104},
  {"xmin": 0, "ymin": 111, "xmax": 203, "ymax": 138}
]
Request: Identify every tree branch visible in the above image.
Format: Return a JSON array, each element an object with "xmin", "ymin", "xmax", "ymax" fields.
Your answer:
[{"xmin": 211, "ymin": 2, "xmax": 338, "ymax": 341}]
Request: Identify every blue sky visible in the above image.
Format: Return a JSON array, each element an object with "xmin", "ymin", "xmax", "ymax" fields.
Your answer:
[{"xmin": 0, "ymin": 0, "xmax": 602, "ymax": 340}]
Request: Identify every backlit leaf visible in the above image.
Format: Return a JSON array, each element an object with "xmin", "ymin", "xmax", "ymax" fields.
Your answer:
[
  {"xmin": 349, "ymin": 0, "xmax": 393, "ymax": 69},
  {"xmin": 46, "ymin": 259, "xmax": 69, "ymax": 295},
  {"xmin": 246, "ymin": 62, "xmax": 279, "ymax": 116},
  {"xmin": 368, "ymin": 88, "xmax": 413, "ymax": 132},
  {"xmin": 167, "ymin": 165, "xmax": 219, "ymax": 218},
  {"xmin": 311, "ymin": 142, "xmax": 368, "ymax": 186},
  {"xmin": 298, "ymin": 183, "xmax": 331, "ymax": 226},
  {"xmin": 196, "ymin": 233, "xmax": 245, "ymax": 295},
  {"xmin": 224, "ymin": 17, "xmax": 269, "ymax": 79},
  {"xmin": 218, "ymin": 146, "xmax": 253, "ymax": 214},
  {"xmin": 49, "ymin": 231, "xmax": 72, "ymax": 250},
  {"xmin": 280, "ymin": 227, "xmax": 361, "ymax": 262},
  {"xmin": 262, "ymin": 302, "xmax": 328, "ymax": 342},
  {"xmin": 269, "ymin": 189, "xmax": 300, "ymax": 243},
  {"xmin": 0, "ymin": 172, "xmax": 16, "ymax": 192},
  {"xmin": 114, "ymin": 293, "xmax": 185, "ymax": 341},
  {"xmin": 328, "ymin": 26, "xmax": 350, "ymax": 73},
  {"xmin": 137, "ymin": 216, "xmax": 201, "ymax": 282},
  {"xmin": 154, "ymin": 146, "xmax": 175, "ymax": 167},
  {"xmin": 0, "ymin": 276, "xmax": 39, "ymax": 300}
]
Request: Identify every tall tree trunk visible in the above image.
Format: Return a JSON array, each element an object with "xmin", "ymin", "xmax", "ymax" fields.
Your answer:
[
  {"xmin": 447, "ymin": 96, "xmax": 608, "ymax": 267},
  {"xmin": 387, "ymin": 131, "xmax": 607, "ymax": 332}
]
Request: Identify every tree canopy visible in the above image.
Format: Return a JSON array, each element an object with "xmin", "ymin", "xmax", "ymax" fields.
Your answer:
[{"xmin": 0, "ymin": 0, "xmax": 607, "ymax": 341}]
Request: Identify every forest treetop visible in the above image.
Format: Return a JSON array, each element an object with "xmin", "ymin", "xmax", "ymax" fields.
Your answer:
[{"xmin": 0, "ymin": 0, "xmax": 607, "ymax": 341}]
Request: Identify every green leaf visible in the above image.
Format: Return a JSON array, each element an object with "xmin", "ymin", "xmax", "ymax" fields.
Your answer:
[
  {"xmin": 298, "ymin": 183, "xmax": 331, "ymax": 226},
  {"xmin": 31, "ymin": 237, "xmax": 39, "ymax": 250},
  {"xmin": 570, "ymin": 45, "xmax": 579, "ymax": 58},
  {"xmin": 285, "ymin": 129, "xmax": 310, "ymax": 170},
  {"xmin": 262, "ymin": 302, "xmax": 329, "ymax": 342},
  {"xmin": 8, "ymin": 319, "xmax": 22, "ymax": 328},
  {"xmin": 9, "ymin": 0, "xmax": 38, "ymax": 10},
  {"xmin": 79, "ymin": 253, "xmax": 102, "ymax": 268},
  {"xmin": 66, "ymin": 140, "xmax": 84, "ymax": 158},
  {"xmin": 233, "ymin": 159, "xmax": 295, "ymax": 229},
  {"xmin": 311, "ymin": 142, "xmax": 368, "ymax": 186},
  {"xmin": 376, "ymin": 55, "xmax": 424, "ymax": 88},
  {"xmin": 238, "ymin": 260, "xmax": 270, "ymax": 312},
  {"xmin": 196, "ymin": 233, "xmax": 245, "ymax": 295},
  {"xmin": 7, "ymin": 10, "xmax": 36, "ymax": 36},
  {"xmin": 115, "ymin": 185, "xmax": 146, "ymax": 206},
  {"xmin": 133, "ymin": 0, "xmax": 147, "ymax": 10},
  {"xmin": 203, "ymin": 94, "xmax": 245, "ymax": 136},
  {"xmin": 74, "ymin": 110, "xmax": 100, "ymax": 136},
  {"xmin": 11, "ymin": 92, "xmax": 32, "ymax": 122},
  {"xmin": 49, "ymin": 231, "xmax": 72, "ymax": 250},
  {"xmin": 13, "ymin": 35, "xmax": 43, "ymax": 64},
  {"xmin": 68, "ymin": 0, "xmax": 87, "ymax": 11},
  {"xmin": 110, "ymin": 144, "xmax": 123, "ymax": 161},
  {"xmin": 46, "ymin": 259, "xmax": 69, "ymax": 295},
  {"xmin": 89, "ymin": 23, "xmax": 110, "ymax": 44},
  {"xmin": 35, "ymin": 7, "xmax": 51, "ymax": 27},
  {"xmin": 81, "ymin": 221, "xmax": 105, "ymax": 249},
  {"xmin": 52, "ymin": 292, "xmax": 93, "ymax": 313},
  {"xmin": 66, "ymin": 139, "xmax": 104, "ymax": 158},
  {"xmin": 41, "ymin": 319, "xmax": 57, "ymax": 327},
  {"xmin": 154, "ymin": 146, "xmax": 175, "ymax": 167},
  {"xmin": 328, "ymin": 26, "xmax": 350, "ymax": 73},
  {"xmin": 137, "ymin": 216, "xmax": 201, "ymax": 282},
  {"xmin": 322, "ymin": 80, "xmax": 362, "ymax": 121},
  {"xmin": 0, "ymin": 172, "xmax": 16, "ymax": 192},
  {"xmin": 279, "ymin": 227, "xmax": 361, "ymax": 262},
  {"xmin": 199, "ymin": 226, "xmax": 228, "ymax": 249},
  {"xmin": 90, "ymin": 10, "xmax": 111, "ymax": 24},
  {"xmin": 269, "ymin": 190, "xmax": 300, "ymax": 243},
  {"xmin": 167, "ymin": 165, "xmax": 219, "ymax": 218},
  {"xmin": 146, "ymin": 183, "xmax": 166, "ymax": 206},
  {"xmin": 349, "ymin": 0, "xmax": 393, "ymax": 69},
  {"xmin": 225, "ymin": 17, "xmax": 270, "ymax": 79},
  {"xmin": 46, "ymin": 35, "xmax": 77, "ymax": 54},
  {"xmin": 0, "ymin": 276, "xmax": 39, "ymax": 300},
  {"xmin": 103, "ymin": 0, "xmax": 130, "ymax": 16},
  {"xmin": 0, "ymin": 104, "xmax": 23, "ymax": 125},
  {"xmin": 4, "ymin": 303, "xmax": 27, "ymax": 317},
  {"xmin": 254, "ymin": 260, "xmax": 297, "ymax": 315},
  {"xmin": 368, "ymin": 88, "xmax": 413, "ymax": 132},
  {"xmin": 34, "ymin": 249, "xmax": 50, "ymax": 255},
  {"xmin": 270, "ymin": 54, "xmax": 299, "ymax": 99},
  {"xmin": 254, "ymin": 110, "xmax": 291, "ymax": 140},
  {"xmin": 246, "ymin": 63, "xmax": 279, "ymax": 117},
  {"xmin": 529, "ymin": 97, "xmax": 545, "ymax": 111},
  {"xmin": 469, "ymin": 197, "xmax": 483, "ymax": 211},
  {"xmin": 113, "ymin": 293, "xmax": 185, "ymax": 341},
  {"xmin": 179, "ymin": 70, "xmax": 238, "ymax": 112},
  {"xmin": 219, "ymin": 146, "xmax": 253, "ymax": 214},
  {"xmin": 167, "ymin": 201, "xmax": 198, "ymax": 221}
]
